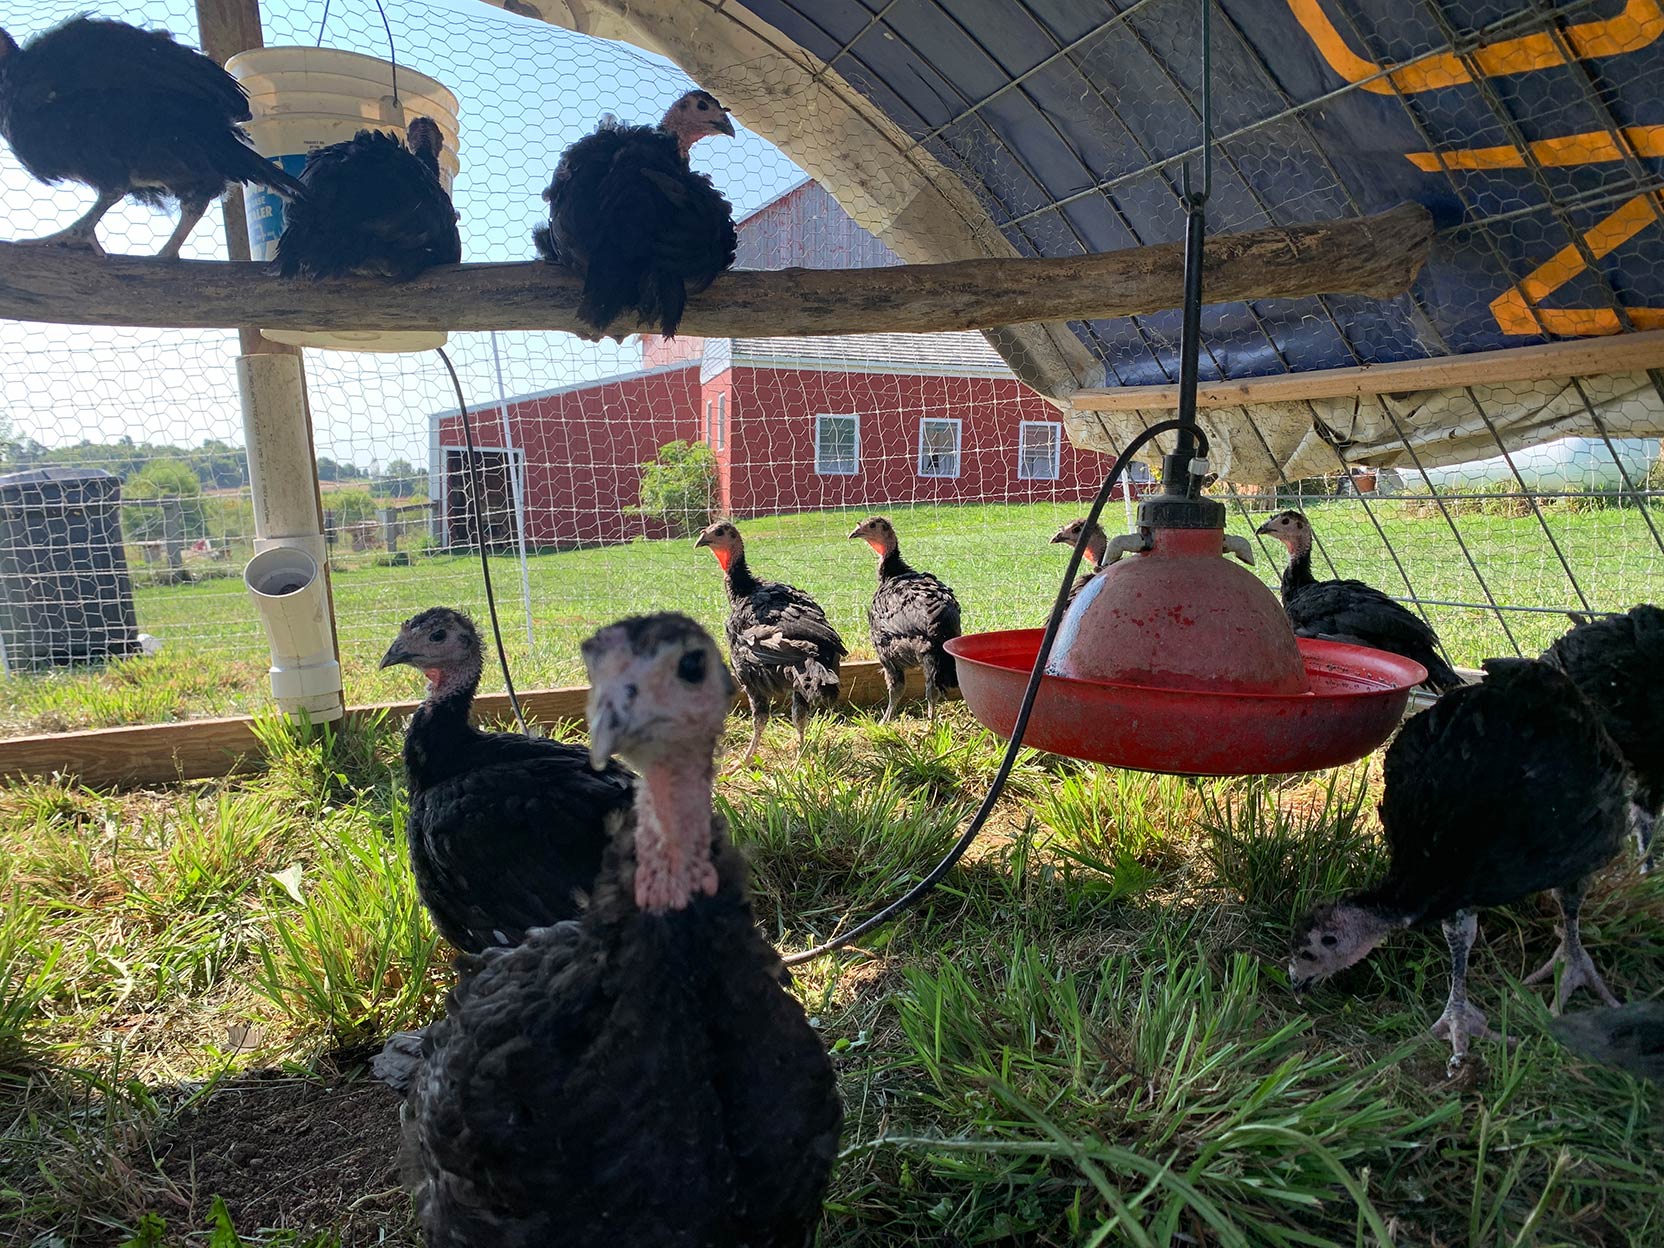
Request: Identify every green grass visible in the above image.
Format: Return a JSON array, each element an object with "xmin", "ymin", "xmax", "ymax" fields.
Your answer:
[
  {"xmin": 2, "ymin": 497, "xmax": 1660, "ymax": 736},
  {"xmin": 1, "ymin": 705, "xmax": 1660, "ymax": 1246}
]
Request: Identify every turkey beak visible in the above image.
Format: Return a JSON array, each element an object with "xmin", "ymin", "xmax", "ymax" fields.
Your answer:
[
  {"xmin": 693, "ymin": 531, "xmax": 712, "ymax": 549},
  {"xmin": 715, "ymin": 111, "xmax": 736, "ymax": 137},
  {"xmin": 379, "ymin": 640, "xmax": 413, "ymax": 669},
  {"xmin": 1049, "ymin": 526, "xmax": 1073, "ymax": 545},
  {"xmin": 1254, "ymin": 517, "xmax": 1277, "ymax": 536},
  {"xmin": 587, "ymin": 689, "xmax": 627, "ymax": 770},
  {"xmin": 847, "ymin": 525, "xmax": 864, "ymax": 540}
]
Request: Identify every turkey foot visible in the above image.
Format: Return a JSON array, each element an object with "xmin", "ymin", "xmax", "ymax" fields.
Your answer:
[
  {"xmin": 1525, "ymin": 935, "xmax": 1621, "ymax": 1013},
  {"xmin": 1430, "ymin": 1000, "xmax": 1498, "ymax": 1074}
]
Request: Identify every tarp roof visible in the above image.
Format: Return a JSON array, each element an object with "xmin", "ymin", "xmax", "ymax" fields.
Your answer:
[{"xmin": 487, "ymin": 0, "xmax": 1664, "ymax": 484}]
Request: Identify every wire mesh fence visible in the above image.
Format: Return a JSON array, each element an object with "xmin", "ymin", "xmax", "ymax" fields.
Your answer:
[{"xmin": 0, "ymin": 0, "xmax": 1659, "ymax": 738}]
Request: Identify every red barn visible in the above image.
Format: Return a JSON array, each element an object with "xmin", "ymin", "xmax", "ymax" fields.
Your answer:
[{"xmin": 432, "ymin": 180, "xmax": 1111, "ymax": 547}]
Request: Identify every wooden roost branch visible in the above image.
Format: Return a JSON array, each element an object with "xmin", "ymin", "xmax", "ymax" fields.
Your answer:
[{"xmin": 0, "ymin": 204, "xmax": 1433, "ymax": 337}]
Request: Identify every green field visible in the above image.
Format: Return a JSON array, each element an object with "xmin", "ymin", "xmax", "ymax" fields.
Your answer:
[
  {"xmin": 1, "ymin": 702, "xmax": 1660, "ymax": 1245},
  {"xmin": 2, "ymin": 497, "xmax": 1661, "ymax": 736}
]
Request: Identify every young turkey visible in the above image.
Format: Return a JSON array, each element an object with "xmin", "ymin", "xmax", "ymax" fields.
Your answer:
[
  {"xmin": 695, "ymin": 520, "xmax": 846, "ymax": 767},
  {"xmin": 0, "ymin": 17, "xmax": 305, "ymax": 257},
  {"xmin": 404, "ymin": 613, "xmax": 843, "ymax": 1248},
  {"xmin": 1289, "ymin": 657, "xmax": 1631, "ymax": 1071},
  {"xmin": 535, "ymin": 89, "xmax": 736, "ymax": 338},
  {"xmin": 1542, "ymin": 604, "xmax": 1664, "ymax": 870},
  {"xmin": 274, "ymin": 118, "xmax": 460, "ymax": 280},
  {"xmin": 849, "ymin": 516, "xmax": 961, "ymax": 721},
  {"xmin": 1050, "ymin": 517, "xmax": 1108, "ymax": 606},
  {"xmin": 1550, "ymin": 1001, "xmax": 1664, "ymax": 1083},
  {"xmin": 1256, "ymin": 510, "xmax": 1462, "ymax": 692},
  {"xmin": 378, "ymin": 607, "xmax": 634, "ymax": 953}
]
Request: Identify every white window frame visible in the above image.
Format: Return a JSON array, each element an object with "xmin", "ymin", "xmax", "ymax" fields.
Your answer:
[
  {"xmin": 916, "ymin": 416, "xmax": 963, "ymax": 478},
  {"xmin": 1017, "ymin": 420, "xmax": 1063, "ymax": 481},
  {"xmin": 704, "ymin": 399, "xmax": 713, "ymax": 443},
  {"xmin": 716, "ymin": 393, "xmax": 727, "ymax": 452},
  {"xmin": 814, "ymin": 413, "xmax": 860, "ymax": 476}
]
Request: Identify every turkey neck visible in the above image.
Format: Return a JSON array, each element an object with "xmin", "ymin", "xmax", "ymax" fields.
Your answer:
[
  {"xmin": 722, "ymin": 549, "xmax": 761, "ymax": 599},
  {"xmin": 631, "ymin": 753, "xmax": 720, "ymax": 911},
  {"xmin": 405, "ymin": 660, "xmax": 482, "ymax": 785},
  {"xmin": 1279, "ymin": 540, "xmax": 1317, "ymax": 601},
  {"xmin": 876, "ymin": 547, "xmax": 915, "ymax": 581}
]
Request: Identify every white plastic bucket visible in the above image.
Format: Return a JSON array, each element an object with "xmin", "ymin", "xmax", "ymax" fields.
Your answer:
[{"xmin": 226, "ymin": 47, "xmax": 461, "ymax": 353}]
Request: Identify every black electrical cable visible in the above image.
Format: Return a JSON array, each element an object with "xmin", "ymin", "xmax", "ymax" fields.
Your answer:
[
  {"xmin": 782, "ymin": 418, "xmax": 1209, "ymax": 967},
  {"xmin": 435, "ymin": 347, "xmax": 532, "ymax": 736}
]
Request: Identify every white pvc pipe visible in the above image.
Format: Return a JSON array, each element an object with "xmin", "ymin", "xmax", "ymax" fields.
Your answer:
[{"xmin": 238, "ymin": 352, "xmax": 344, "ymax": 722}]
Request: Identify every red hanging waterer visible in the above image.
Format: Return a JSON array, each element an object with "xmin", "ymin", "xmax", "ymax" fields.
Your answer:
[{"xmin": 1051, "ymin": 452, "xmax": 1309, "ymax": 696}]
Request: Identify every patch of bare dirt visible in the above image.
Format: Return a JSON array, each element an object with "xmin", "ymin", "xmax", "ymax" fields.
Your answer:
[{"xmin": 150, "ymin": 1067, "xmax": 415, "ymax": 1245}]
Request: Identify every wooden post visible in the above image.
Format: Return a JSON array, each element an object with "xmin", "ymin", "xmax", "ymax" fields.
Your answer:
[{"xmin": 193, "ymin": 0, "xmax": 344, "ymax": 710}]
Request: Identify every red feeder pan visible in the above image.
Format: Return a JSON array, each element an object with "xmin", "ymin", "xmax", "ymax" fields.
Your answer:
[{"xmin": 947, "ymin": 499, "xmax": 1425, "ymax": 775}]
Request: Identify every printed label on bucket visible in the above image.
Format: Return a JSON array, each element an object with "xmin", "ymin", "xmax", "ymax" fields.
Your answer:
[{"xmin": 245, "ymin": 153, "xmax": 310, "ymax": 260}]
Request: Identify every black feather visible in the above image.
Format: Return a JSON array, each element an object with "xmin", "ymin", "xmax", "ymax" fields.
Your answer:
[
  {"xmin": 404, "ymin": 737, "xmax": 840, "ymax": 1246},
  {"xmin": 393, "ymin": 609, "xmax": 634, "ymax": 954},
  {"xmin": 274, "ymin": 125, "xmax": 460, "ymax": 280},
  {"xmin": 862, "ymin": 522, "xmax": 961, "ymax": 714},
  {"xmin": 538, "ymin": 117, "xmax": 735, "ymax": 337},
  {"xmin": 0, "ymin": 18, "xmax": 305, "ymax": 223}
]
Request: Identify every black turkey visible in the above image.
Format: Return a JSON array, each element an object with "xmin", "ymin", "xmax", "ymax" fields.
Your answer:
[
  {"xmin": 695, "ymin": 520, "xmax": 845, "ymax": 767},
  {"xmin": 0, "ymin": 17, "xmax": 305, "ymax": 257},
  {"xmin": 404, "ymin": 612, "xmax": 843, "ymax": 1247},
  {"xmin": 372, "ymin": 608, "xmax": 634, "ymax": 1089},
  {"xmin": 1050, "ymin": 517, "xmax": 1108, "ymax": 606},
  {"xmin": 274, "ymin": 117, "xmax": 460, "ymax": 280},
  {"xmin": 1289, "ymin": 657, "xmax": 1630, "ymax": 1070},
  {"xmin": 1256, "ymin": 510, "xmax": 1462, "ymax": 692},
  {"xmin": 849, "ymin": 516, "xmax": 961, "ymax": 721},
  {"xmin": 378, "ymin": 607, "xmax": 634, "ymax": 954},
  {"xmin": 1550, "ymin": 1001, "xmax": 1664, "ymax": 1083},
  {"xmin": 535, "ymin": 89, "xmax": 736, "ymax": 337},
  {"xmin": 1542, "ymin": 604, "xmax": 1664, "ymax": 870}
]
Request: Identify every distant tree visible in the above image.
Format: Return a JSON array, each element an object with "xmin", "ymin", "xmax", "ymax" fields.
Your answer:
[
  {"xmin": 637, "ymin": 440, "xmax": 718, "ymax": 537},
  {"xmin": 326, "ymin": 488, "xmax": 379, "ymax": 527},
  {"xmin": 372, "ymin": 458, "xmax": 423, "ymax": 498},
  {"xmin": 124, "ymin": 458, "xmax": 207, "ymax": 541}
]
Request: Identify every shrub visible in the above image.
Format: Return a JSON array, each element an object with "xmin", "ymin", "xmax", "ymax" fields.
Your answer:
[{"xmin": 637, "ymin": 440, "xmax": 718, "ymax": 537}]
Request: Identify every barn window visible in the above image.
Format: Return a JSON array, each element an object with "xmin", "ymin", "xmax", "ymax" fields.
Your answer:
[
  {"xmin": 1018, "ymin": 421, "xmax": 1062, "ymax": 480},
  {"xmin": 704, "ymin": 400, "xmax": 713, "ymax": 443},
  {"xmin": 716, "ymin": 394, "xmax": 727, "ymax": 451},
  {"xmin": 815, "ymin": 414, "xmax": 860, "ymax": 475},
  {"xmin": 917, "ymin": 418, "xmax": 962, "ymax": 478}
]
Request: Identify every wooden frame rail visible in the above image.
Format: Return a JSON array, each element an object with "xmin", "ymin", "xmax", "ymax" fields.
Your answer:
[
  {"xmin": 0, "ymin": 660, "xmax": 932, "ymax": 790},
  {"xmin": 1068, "ymin": 329, "xmax": 1664, "ymax": 412}
]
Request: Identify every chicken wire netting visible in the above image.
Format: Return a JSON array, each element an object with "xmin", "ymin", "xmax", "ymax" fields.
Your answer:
[{"xmin": 0, "ymin": 0, "xmax": 1659, "ymax": 737}]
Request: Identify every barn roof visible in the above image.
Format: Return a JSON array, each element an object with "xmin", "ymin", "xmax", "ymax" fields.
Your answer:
[
  {"xmin": 481, "ymin": 1, "xmax": 1664, "ymax": 484},
  {"xmin": 724, "ymin": 331, "xmax": 1014, "ymax": 378}
]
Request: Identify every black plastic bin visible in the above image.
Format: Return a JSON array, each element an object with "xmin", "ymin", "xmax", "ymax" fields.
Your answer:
[{"xmin": 0, "ymin": 467, "xmax": 142, "ymax": 671}]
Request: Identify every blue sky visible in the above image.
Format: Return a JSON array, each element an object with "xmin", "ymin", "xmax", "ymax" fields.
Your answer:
[{"xmin": 0, "ymin": 0, "xmax": 804, "ymax": 469}]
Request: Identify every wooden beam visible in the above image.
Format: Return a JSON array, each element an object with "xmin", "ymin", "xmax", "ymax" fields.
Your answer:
[
  {"xmin": 1068, "ymin": 328, "xmax": 1664, "ymax": 412},
  {"xmin": 0, "ymin": 660, "xmax": 930, "ymax": 790},
  {"xmin": 0, "ymin": 205, "xmax": 1432, "ymax": 337}
]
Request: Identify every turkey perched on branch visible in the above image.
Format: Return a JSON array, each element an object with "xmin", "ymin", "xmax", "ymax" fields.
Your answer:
[
  {"xmin": 404, "ymin": 613, "xmax": 842, "ymax": 1248},
  {"xmin": 849, "ymin": 516, "xmax": 961, "ymax": 721},
  {"xmin": 535, "ymin": 90, "xmax": 737, "ymax": 338},
  {"xmin": 695, "ymin": 520, "xmax": 846, "ymax": 767},
  {"xmin": 0, "ymin": 17, "xmax": 305, "ymax": 257},
  {"xmin": 378, "ymin": 608, "xmax": 634, "ymax": 954},
  {"xmin": 1051, "ymin": 517, "xmax": 1108, "ymax": 606},
  {"xmin": 1289, "ymin": 657, "xmax": 1631, "ymax": 1070},
  {"xmin": 1542, "ymin": 604, "xmax": 1664, "ymax": 870},
  {"xmin": 274, "ymin": 118, "xmax": 460, "ymax": 280},
  {"xmin": 1256, "ymin": 510, "xmax": 1462, "ymax": 692}
]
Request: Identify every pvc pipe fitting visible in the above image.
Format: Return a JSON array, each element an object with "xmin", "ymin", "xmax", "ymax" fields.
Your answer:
[{"xmin": 244, "ymin": 545, "xmax": 344, "ymax": 722}]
